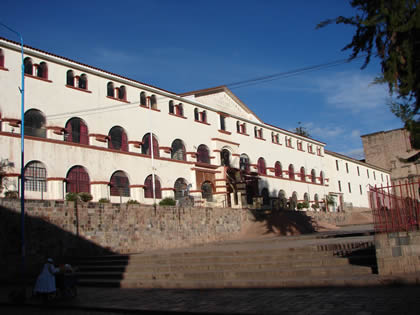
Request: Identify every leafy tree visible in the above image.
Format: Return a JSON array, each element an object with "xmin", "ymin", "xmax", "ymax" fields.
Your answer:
[
  {"xmin": 295, "ymin": 122, "xmax": 311, "ymax": 137},
  {"xmin": 317, "ymin": 0, "xmax": 420, "ymax": 146}
]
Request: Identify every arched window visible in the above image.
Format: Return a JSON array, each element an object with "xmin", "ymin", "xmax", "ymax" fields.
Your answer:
[
  {"xmin": 240, "ymin": 154, "xmax": 250, "ymax": 172},
  {"xmin": 37, "ymin": 62, "xmax": 48, "ymax": 79},
  {"xmin": 140, "ymin": 92, "xmax": 147, "ymax": 106},
  {"xmin": 257, "ymin": 157, "xmax": 266, "ymax": 175},
  {"xmin": 110, "ymin": 171, "xmax": 130, "ymax": 197},
  {"xmin": 236, "ymin": 121, "xmax": 240, "ymax": 133},
  {"xmin": 24, "ymin": 57, "xmax": 33, "ymax": 75},
  {"xmin": 24, "ymin": 109, "xmax": 46, "ymax": 138},
  {"xmin": 108, "ymin": 126, "xmax": 128, "ymax": 151},
  {"xmin": 65, "ymin": 117, "xmax": 89, "ymax": 144},
  {"xmin": 0, "ymin": 49, "xmax": 4, "ymax": 68},
  {"xmin": 261, "ymin": 187, "xmax": 270, "ymax": 205},
  {"xmin": 274, "ymin": 161, "xmax": 282, "ymax": 177},
  {"xmin": 220, "ymin": 149, "xmax": 230, "ymax": 167},
  {"xmin": 288, "ymin": 164, "xmax": 295, "ymax": 180},
  {"xmin": 279, "ymin": 190, "xmax": 287, "ymax": 200},
  {"xmin": 171, "ymin": 139, "xmax": 186, "ymax": 161},
  {"xmin": 78, "ymin": 74, "xmax": 87, "ymax": 89},
  {"xmin": 24, "ymin": 161, "xmax": 47, "ymax": 192},
  {"xmin": 320, "ymin": 171, "xmax": 325, "ymax": 185},
  {"xmin": 141, "ymin": 133, "xmax": 159, "ymax": 157},
  {"xmin": 254, "ymin": 127, "xmax": 258, "ymax": 137},
  {"xmin": 201, "ymin": 181, "xmax": 213, "ymax": 201},
  {"xmin": 201, "ymin": 110, "xmax": 207, "ymax": 122},
  {"xmin": 118, "ymin": 86, "xmax": 126, "ymax": 100},
  {"xmin": 174, "ymin": 178, "xmax": 187, "ymax": 200},
  {"xmin": 144, "ymin": 175, "xmax": 162, "ymax": 199},
  {"xmin": 314, "ymin": 194, "xmax": 319, "ymax": 205},
  {"xmin": 194, "ymin": 108, "xmax": 199, "ymax": 121},
  {"xmin": 150, "ymin": 94, "xmax": 157, "ymax": 109},
  {"xmin": 176, "ymin": 103, "xmax": 183, "ymax": 116},
  {"xmin": 67, "ymin": 70, "xmax": 75, "ymax": 86},
  {"xmin": 66, "ymin": 166, "xmax": 90, "ymax": 193},
  {"xmin": 197, "ymin": 144, "xmax": 210, "ymax": 164},
  {"xmin": 311, "ymin": 169, "xmax": 316, "ymax": 183},
  {"xmin": 292, "ymin": 191, "xmax": 298, "ymax": 203},
  {"xmin": 300, "ymin": 167, "xmax": 306, "ymax": 182},
  {"xmin": 304, "ymin": 193, "xmax": 309, "ymax": 203},
  {"xmin": 169, "ymin": 100, "xmax": 174, "ymax": 114},
  {"xmin": 107, "ymin": 82, "xmax": 114, "ymax": 97}
]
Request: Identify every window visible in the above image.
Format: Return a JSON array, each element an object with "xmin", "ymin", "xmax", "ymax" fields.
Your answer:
[
  {"xmin": 174, "ymin": 178, "xmax": 188, "ymax": 200},
  {"xmin": 200, "ymin": 110, "xmax": 207, "ymax": 123},
  {"xmin": 37, "ymin": 62, "xmax": 48, "ymax": 79},
  {"xmin": 357, "ymin": 166, "xmax": 360, "ymax": 176},
  {"xmin": 171, "ymin": 139, "xmax": 186, "ymax": 161},
  {"xmin": 348, "ymin": 182, "xmax": 352, "ymax": 193},
  {"xmin": 297, "ymin": 141, "xmax": 303, "ymax": 151},
  {"xmin": 219, "ymin": 115, "xmax": 226, "ymax": 131},
  {"xmin": 274, "ymin": 161, "xmax": 282, "ymax": 177},
  {"xmin": 300, "ymin": 167, "xmax": 306, "ymax": 182},
  {"xmin": 311, "ymin": 169, "xmax": 316, "ymax": 183},
  {"xmin": 288, "ymin": 164, "xmax": 295, "ymax": 180},
  {"xmin": 194, "ymin": 108, "xmax": 199, "ymax": 121},
  {"xmin": 140, "ymin": 92, "xmax": 147, "ymax": 106},
  {"xmin": 110, "ymin": 171, "xmax": 130, "ymax": 197},
  {"xmin": 118, "ymin": 86, "xmax": 126, "ymax": 100},
  {"xmin": 391, "ymin": 160, "xmax": 396, "ymax": 169},
  {"xmin": 304, "ymin": 193, "xmax": 309, "ymax": 203},
  {"xmin": 220, "ymin": 149, "xmax": 230, "ymax": 167},
  {"xmin": 24, "ymin": 109, "xmax": 46, "ymax": 138},
  {"xmin": 24, "ymin": 57, "xmax": 33, "ymax": 75},
  {"xmin": 0, "ymin": 49, "xmax": 4, "ymax": 68},
  {"xmin": 108, "ymin": 126, "xmax": 128, "ymax": 151},
  {"xmin": 169, "ymin": 101, "xmax": 174, "ymax": 114},
  {"xmin": 66, "ymin": 166, "xmax": 90, "ymax": 193},
  {"xmin": 66, "ymin": 70, "xmax": 75, "ymax": 86},
  {"xmin": 78, "ymin": 74, "xmax": 87, "ymax": 89},
  {"xmin": 346, "ymin": 163, "xmax": 349, "ymax": 173},
  {"xmin": 336, "ymin": 160, "xmax": 339, "ymax": 171},
  {"xmin": 314, "ymin": 194, "xmax": 319, "ymax": 205},
  {"xmin": 197, "ymin": 144, "xmax": 210, "ymax": 164},
  {"xmin": 141, "ymin": 133, "xmax": 159, "ymax": 157},
  {"xmin": 239, "ymin": 154, "xmax": 250, "ymax": 172},
  {"xmin": 272, "ymin": 133, "xmax": 280, "ymax": 144},
  {"xmin": 381, "ymin": 173, "xmax": 383, "ymax": 182},
  {"xmin": 194, "ymin": 109, "xmax": 207, "ymax": 123},
  {"xmin": 107, "ymin": 82, "xmax": 114, "ymax": 97},
  {"xmin": 254, "ymin": 127, "xmax": 263, "ymax": 139},
  {"xmin": 317, "ymin": 147, "xmax": 322, "ymax": 156},
  {"xmin": 367, "ymin": 169, "xmax": 370, "ymax": 178},
  {"xmin": 176, "ymin": 103, "xmax": 184, "ymax": 116},
  {"xmin": 257, "ymin": 157, "xmax": 266, "ymax": 175},
  {"xmin": 24, "ymin": 161, "xmax": 47, "ymax": 192},
  {"xmin": 285, "ymin": 136, "xmax": 292, "ymax": 148},
  {"xmin": 201, "ymin": 181, "xmax": 213, "ymax": 201},
  {"xmin": 320, "ymin": 171, "xmax": 325, "ymax": 185},
  {"xmin": 360, "ymin": 184, "xmax": 363, "ymax": 195},
  {"xmin": 65, "ymin": 117, "xmax": 89, "ymax": 144},
  {"xmin": 150, "ymin": 95, "xmax": 157, "ymax": 109},
  {"xmin": 373, "ymin": 171, "xmax": 376, "ymax": 180},
  {"xmin": 308, "ymin": 144, "xmax": 313, "ymax": 153},
  {"xmin": 237, "ymin": 121, "xmax": 246, "ymax": 134},
  {"xmin": 338, "ymin": 180, "xmax": 342, "ymax": 192},
  {"xmin": 144, "ymin": 174, "xmax": 162, "ymax": 199}
]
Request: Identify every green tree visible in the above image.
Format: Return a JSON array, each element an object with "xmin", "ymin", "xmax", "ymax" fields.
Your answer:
[
  {"xmin": 317, "ymin": 0, "xmax": 420, "ymax": 146},
  {"xmin": 295, "ymin": 122, "xmax": 311, "ymax": 137}
]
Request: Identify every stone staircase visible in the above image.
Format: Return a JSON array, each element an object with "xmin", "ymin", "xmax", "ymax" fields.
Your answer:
[{"xmin": 71, "ymin": 235, "xmax": 379, "ymax": 289}]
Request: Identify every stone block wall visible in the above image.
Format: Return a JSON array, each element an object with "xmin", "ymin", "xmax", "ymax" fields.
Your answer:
[
  {"xmin": 0, "ymin": 199, "xmax": 253, "ymax": 280},
  {"xmin": 375, "ymin": 231, "xmax": 420, "ymax": 275}
]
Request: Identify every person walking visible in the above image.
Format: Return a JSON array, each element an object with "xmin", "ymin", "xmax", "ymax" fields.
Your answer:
[{"xmin": 33, "ymin": 258, "xmax": 60, "ymax": 302}]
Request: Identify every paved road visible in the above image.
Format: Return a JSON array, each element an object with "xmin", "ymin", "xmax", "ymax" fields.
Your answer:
[{"xmin": 2, "ymin": 284, "xmax": 420, "ymax": 314}]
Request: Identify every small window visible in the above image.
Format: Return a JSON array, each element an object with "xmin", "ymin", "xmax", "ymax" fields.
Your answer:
[
  {"xmin": 236, "ymin": 121, "xmax": 240, "ymax": 133},
  {"xmin": 336, "ymin": 160, "xmax": 339, "ymax": 171},
  {"xmin": 274, "ymin": 162, "xmax": 282, "ymax": 177},
  {"xmin": 338, "ymin": 180, "xmax": 341, "ymax": 192},
  {"xmin": 67, "ymin": 70, "xmax": 75, "ymax": 86},
  {"xmin": 169, "ymin": 101, "xmax": 174, "ymax": 114},
  {"xmin": 194, "ymin": 108, "xmax": 199, "ymax": 121},
  {"xmin": 108, "ymin": 126, "xmax": 128, "ymax": 151},
  {"xmin": 107, "ymin": 82, "xmax": 114, "ymax": 97},
  {"xmin": 140, "ymin": 92, "xmax": 147, "ymax": 106},
  {"xmin": 320, "ymin": 171, "xmax": 325, "ymax": 185},
  {"xmin": 348, "ymin": 182, "xmax": 352, "ymax": 193},
  {"xmin": 171, "ymin": 139, "xmax": 186, "ymax": 161},
  {"xmin": 150, "ymin": 95, "xmax": 157, "ymax": 109},
  {"xmin": 174, "ymin": 178, "xmax": 188, "ymax": 200},
  {"xmin": 311, "ymin": 169, "xmax": 316, "ymax": 183},
  {"xmin": 141, "ymin": 133, "xmax": 159, "ymax": 157},
  {"xmin": 346, "ymin": 163, "xmax": 349, "ymax": 173},
  {"xmin": 24, "ymin": 161, "xmax": 47, "ymax": 192},
  {"xmin": 357, "ymin": 166, "xmax": 360, "ymax": 176},
  {"xmin": 24, "ymin": 109, "xmax": 46, "ymax": 138},
  {"xmin": 367, "ymin": 169, "xmax": 370, "ymax": 178},
  {"xmin": 78, "ymin": 74, "xmax": 87, "ymax": 90},
  {"xmin": 201, "ymin": 181, "xmax": 213, "ymax": 201},
  {"xmin": 240, "ymin": 154, "xmax": 250, "ymax": 172},
  {"xmin": 317, "ymin": 147, "xmax": 321, "ymax": 156},
  {"xmin": 257, "ymin": 157, "xmax": 266, "ymax": 175},
  {"xmin": 360, "ymin": 184, "xmax": 363, "ymax": 195},
  {"xmin": 381, "ymin": 173, "xmax": 383, "ymax": 182},
  {"xmin": 288, "ymin": 164, "xmax": 295, "ymax": 180},
  {"xmin": 176, "ymin": 103, "xmax": 183, "ymax": 116},
  {"xmin": 37, "ymin": 62, "xmax": 48, "ymax": 79},
  {"xmin": 197, "ymin": 144, "xmax": 210, "ymax": 164},
  {"xmin": 118, "ymin": 86, "xmax": 126, "ymax": 100},
  {"xmin": 220, "ymin": 149, "xmax": 230, "ymax": 166},
  {"xmin": 110, "ymin": 171, "xmax": 130, "ymax": 197},
  {"xmin": 144, "ymin": 174, "xmax": 162, "ymax": 199},
  {"xmin": 24, "ymin": 57, "xmax": 33, "ymax": 75},
  {"xmin": 0, "ymin": 49, "xmax": 4, "ymax": 68},
  {"xmin": 373, "ymin": 171, "xmax": 376, "ymax": 180},
  {"xmin": 201, "ymin": 111, "xmax": 207, "ymax": 123},
  {"xmin": 220, "ymin": 115, "xmax": 226, "ymax": 131},
  {"xmin": 300, "ymin": 167, "xmax": 306, "ymax": 182}
]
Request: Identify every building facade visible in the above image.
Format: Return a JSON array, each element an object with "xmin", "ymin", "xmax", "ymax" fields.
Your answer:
[{"xmin": 0, "ymin": 37, "xmax": 389, "ymax": 210}]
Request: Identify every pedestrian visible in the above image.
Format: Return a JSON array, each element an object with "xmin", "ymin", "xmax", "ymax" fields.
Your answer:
[{"xmin": 33, "ymin": 258, "xmax": 60, "ymax": 302}]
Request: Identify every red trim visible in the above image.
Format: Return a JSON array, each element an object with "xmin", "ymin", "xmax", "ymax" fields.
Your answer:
[
  {"xmin": 194, "ymin": 162, "xmax": 218, "ymax": 169},
  {"xmin": 213, "ymin": 149, "xmax": 221, "ymax": 153},
  {"xmin": 215, "ymin": 179, "xmax": 226, "ymax": 182},
  {"xmin": 2, "ymin": 118, "xmax": 21, "ymax": 127},
  {"xmin": 272, "ymin": 142, "xmax": 282, "ymax": 146},
  {"xmin": 161, "ymin": 188, "xmax": 175, "ymax": 191},
  {"xmin": 237, "ymin": 132, "xmax": 249, "ymax": 136},
  {"xmin": 216, "ymin": 111, "xmax": 230, "ymax": 117},
  {"xmin": 47, "ymin": 177, "xmax": 65, "ymax": 181},
  {"xmin": 191, "ymin": 167, "xmax": 221, "ymax": 174},
  {"xmin": 194, "ymin": 120, "xmax": 211, "ymax": 126},
  {"xmin": 89, "ymin": 133, "xmax": 108, "ymax": 143},
  {"xmin": 46, "ymin": 126, "xmax": 65, "ymax": 135},
  {"xmin": 106, "ymin": 96, "xmax": 130, "ymax": 103},
  {"xmin": 189, "ymin": 190, "xmax": 202, "ymax": 193},
  {"xmin": 128, "ymin": 140, "xmax": 142, "ymax": 148},
  {"xmin": 210, "ymin": 138, "xmax": 240, "ymax": 146},
  {"xmin": 0, "ymin": 66, "xmax": 9, "ymax": 71},
  {"xmin": 218, "ymin": 129, "xmax": 231, "ymax": 135},
  {"xmin": 232, "ymin": 154, "xmax": 240, "ymax": 157},
  {"xmin": 24, "ymin": 73, "xmax": 52, "ymax": 83},
  {"xmin": 130, "ymin": 184, "xmax": 145, "ymax": 188},
  {"xmin": 4, "ymin": 173, "xmax": 20, "ymax": 177},
  {"xmin": 65, "ymin": 84, "xmax": 92, "ymax": 93},
  {"xmin": 255, "ymin": 136, "xmax": 266, "ymax": 141},
  {"xmin": 168, "ymin": 113, "xmax": 187, "ymax": 119},
  {"xmin": 91, "ymin": 181, "xmax": 110, "ymax": 185},
  {"xmin": 151, "ymin": 108, "xmax": 161, "ymax": 112},
  {"xmin": 186, "ymin": 152, "xmax": 197, "ymax": 156},
  {"xmin": 215, "ymin": 185, "xmax": 226, "ymax": 189},
  {"xmin": 214, "ymin": 191, "xmax": 228, "ymax": 195}
]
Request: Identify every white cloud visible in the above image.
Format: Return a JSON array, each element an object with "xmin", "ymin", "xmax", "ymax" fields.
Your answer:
[
  {"xmin": 301, "ymin": 122, "xmax": 345, "ymax": 139},
  {"xmin": 317, "ymin": 72, "xmax": 389, "ymax": 113},
  {"xmin": 341, "ymin": 148, "xmax": 365, "ymax": 160},
  {"xmin": 351, "ymin": 129, "xmax": 361, "ymax": 138}
]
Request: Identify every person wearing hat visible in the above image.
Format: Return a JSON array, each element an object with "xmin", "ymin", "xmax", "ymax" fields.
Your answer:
[{"xmin": 33, "ymin": 258, "xmax": 60, "ymax": 301}]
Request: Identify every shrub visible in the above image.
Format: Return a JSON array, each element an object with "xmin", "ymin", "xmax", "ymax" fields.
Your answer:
[
  {"xmin": 78, "ymin": 192, "xmax": 93, "ymax": 202},
  {"xmin": 4, "ymin": 190, "xmax": 18, "ymax": 199},
  {"xmin": 159, "ymin": 197, "xmax": 176, "ymax": 206},
  {"xmin": 65, "ymin": 192, "xmax": 79, "ymax": 201},
  {"xmin": 126, "ymin": 199, "xmax": 139, "ymax": 205},
  {"xmin": 311, "ymin": 203, "xmax": 319, "ymax": 210},
  {"xmin": 302, "ymin": 201, "xmax": 310, "ymax": 209},
  {"xmin": 296, "ymin": 202, "xmax": 304, "ymax": 210},
  {"xmin": 98, "ymin": 198, "xmax": 110, "ymax": 203}
]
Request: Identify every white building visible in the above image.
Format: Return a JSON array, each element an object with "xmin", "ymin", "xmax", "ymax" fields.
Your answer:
[{"xmin": 0, "ymin": 37, "xmax": 389, "ymax": 210}]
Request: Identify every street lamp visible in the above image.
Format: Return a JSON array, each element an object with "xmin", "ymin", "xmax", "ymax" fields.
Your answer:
[{"xmin": 0, "ymin": 22, "xmax": 26, "ymax": 285}]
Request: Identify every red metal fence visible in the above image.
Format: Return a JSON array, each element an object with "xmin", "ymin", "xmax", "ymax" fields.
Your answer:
[{"xmin": 369, "ymin": 180, "xmax": 420, "ymax": 233}]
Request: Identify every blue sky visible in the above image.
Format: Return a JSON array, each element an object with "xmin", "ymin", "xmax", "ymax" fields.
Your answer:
[{"xmin": 1, "ymin": 0, "xmax": 403, "ymax": 159}]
